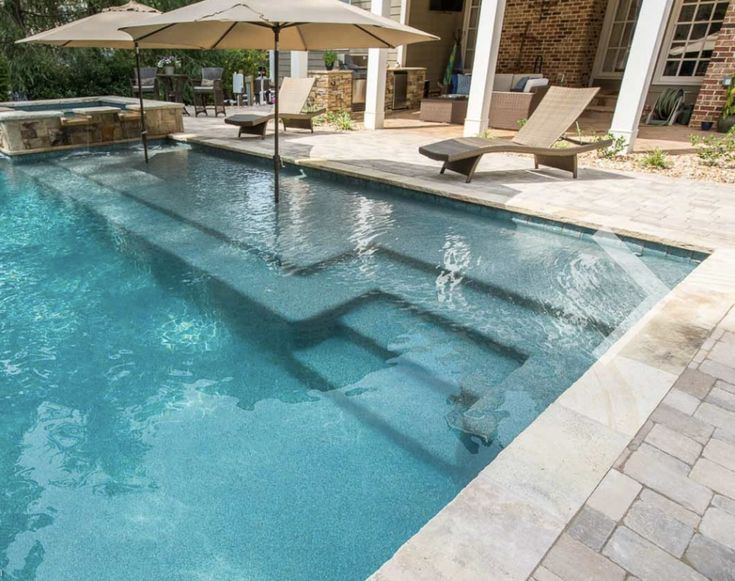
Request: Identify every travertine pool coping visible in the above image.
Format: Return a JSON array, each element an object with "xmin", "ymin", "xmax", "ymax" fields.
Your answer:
[{"xmin": 180, "ymin": 136, "xmax": 735, "ymax": 578}]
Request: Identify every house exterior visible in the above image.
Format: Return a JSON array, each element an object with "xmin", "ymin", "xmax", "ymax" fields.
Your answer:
[{"xmin": 281, "ymin": 0, "xmax": 735, "ymax": 149}]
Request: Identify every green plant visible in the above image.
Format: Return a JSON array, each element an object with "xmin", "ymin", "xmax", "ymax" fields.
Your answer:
[
  {"xmin": 516, "ymin": 118, "xmax": 527, "ymax": 128},
  {"xmin": 597, "ymin": 132, "xmax": 628, "ymax": 159},
  {"xmin": 323, "ymin": 50, "xmax": 338, "ymax": 69},
  {"xmin": 722, "ymin": 74, "xmax": 735, "ymax": 119},
  {"xmin": 639, "ymin": 147, "xmax": 670, "ymax": 170},
  {"xmin": 314, "ymin": 110, "xmax": 355, "ymax": 131},
  {"xmin": 478, "ymin": 129, "xmax": 495, "ymax": 140},
  {"xmin": 690, "ymin": 125, "xmax": 735, "ymax": 167}
]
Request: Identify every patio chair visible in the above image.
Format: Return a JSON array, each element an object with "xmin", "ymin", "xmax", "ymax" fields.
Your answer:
[
  {"xmin": 193, "ymin": 67, "xmax": 225, "ymax": 117},
  {"xmin": 418, "ymin": 86, "xmax": 611, "ymax": 182},
  {"xmin": 646, "ymin": 88, "xmax": 684, "ymax": 126},
  {"xmin": 131, "ymin": 67, "xmax": 158, "ymax": 99},
  {"xmin": 224, "ymin": 77, "xmax": 325, "ymax": 139}
]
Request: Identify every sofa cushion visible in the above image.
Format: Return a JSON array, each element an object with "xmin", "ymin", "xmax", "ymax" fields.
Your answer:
[
  {"xmin": 493, "ymin": 74, "xmax": 514, "ymax": 92},
  {"xmin": 524, "ymin": 78, "xmax": 549, "ymax": 93}
]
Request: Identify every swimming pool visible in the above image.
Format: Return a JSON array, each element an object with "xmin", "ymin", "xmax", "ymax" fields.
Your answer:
[{"xmin": 0, "ymin": 144, "xmax": 698, "ymax": 580}]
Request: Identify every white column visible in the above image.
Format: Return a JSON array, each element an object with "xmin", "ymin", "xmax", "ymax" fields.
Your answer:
[
  {"xmin": 463, "ymin": 0, "xmax": 506, "ymax": 137},
  {"xmin": 365, "ymin": 0, "xmax": 391, "ymax": 130},
  {"xmin": 464, "ymin": 0, "xmax": 505, "ymax": 137},
  {"xmin": 290, "ymin": 51, "xmax": 309, "ymax": 78},
  {"xmin": 610, "ymin": 0, "xmax": 675, "ymax": 152}
]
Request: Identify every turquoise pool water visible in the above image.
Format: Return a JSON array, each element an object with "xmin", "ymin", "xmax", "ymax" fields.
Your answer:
[
  {"xmin": 8, "ymin": 100, "xmax": 124, "ymax": 114},
  {"xmin": 0, "ymin": 144, "xmax": 697, "ymax": 580}
]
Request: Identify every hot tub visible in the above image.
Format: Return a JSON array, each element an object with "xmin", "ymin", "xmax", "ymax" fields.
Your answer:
[{"xmin": 0, "ymin": 96, "xmax": 184, "ymax": 155}]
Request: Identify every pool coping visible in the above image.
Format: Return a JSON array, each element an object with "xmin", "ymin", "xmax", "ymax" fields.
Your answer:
[{"xmin": 58, "ymin": 135, "xmax": 735, "ymax": 580}]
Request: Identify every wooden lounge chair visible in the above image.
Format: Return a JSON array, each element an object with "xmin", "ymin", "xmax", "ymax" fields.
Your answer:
[
  {"xmin": 419, "ymin": 87, "xmax": 611, "ymax": 182},
  {"xmin": 224, "ymin": 77, "xmax": 325, "ymax": 139}
]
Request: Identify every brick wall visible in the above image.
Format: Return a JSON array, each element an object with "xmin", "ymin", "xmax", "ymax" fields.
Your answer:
[
  {"xmin": 690, "ymin": 1, "xmax": 735, "ymax": 127},
  {"xmin": 496, "ymin": 0, "xmax": 607, "ymax": 87}
]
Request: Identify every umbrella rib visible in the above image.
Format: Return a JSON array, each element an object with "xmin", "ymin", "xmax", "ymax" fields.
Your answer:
[
  {"xmin": 354, "ymin": 25, "xmax": 392, "ymax": 48},
  {"xmin": 212, "ymin": 21, "xmax": 238, "ymax": 48},
  {"xmin": 133, "ymin": 22, "xmax": 177, "ymax": 42}
]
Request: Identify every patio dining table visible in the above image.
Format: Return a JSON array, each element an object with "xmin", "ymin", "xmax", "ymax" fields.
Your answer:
[{"xmin": 157, "ymin": 72, "xmax": 190, "ymax": 115}]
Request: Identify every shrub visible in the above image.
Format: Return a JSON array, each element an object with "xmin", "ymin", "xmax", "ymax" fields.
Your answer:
[
  {"xmin": 639, "ymin": 147, "xmax": 670, "ymax": 170},
  {"xmin": 314, "ymin": 110, "xmax": 355, "ymax": 131},
  {"xmin": 516, "ymin": 118, "xmax": 527, "ymax": 128},
  {"xmin": 478, "ymin": 129, "xmax": 495, "ymax": 140},
  {"xmin": 690, "ymin": 125, "xmax": 735, "ymax": 167},
  {"xmin": 597, "ymin": 133, "xmax": 628, "ymax": 159},
  {"xmin": 722, "ymin": 74, "xmax": 735, "ymax": 119}
]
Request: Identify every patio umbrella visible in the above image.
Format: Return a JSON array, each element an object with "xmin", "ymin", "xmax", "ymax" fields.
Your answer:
[
  {"xmin": 121, "ymin": 0, "xmax": 437, "ymax": 202},
  {"xmin": 16, "ymin": 1, "xmax": 190, "ymax": 163}
]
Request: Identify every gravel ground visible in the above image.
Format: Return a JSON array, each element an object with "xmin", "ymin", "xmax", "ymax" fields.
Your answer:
[{"xmin": 580, "ymin": 151, "xmax": 735, "ymax": 184}]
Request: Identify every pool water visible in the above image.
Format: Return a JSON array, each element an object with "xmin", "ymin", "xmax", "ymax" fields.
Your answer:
[
  {"xmin": 0, "ymin": 144, "xmax": 697, "ymax": 580},
  {"xmin": 10, "ymin": 100, "xmax": 123, "ymax": 113}
]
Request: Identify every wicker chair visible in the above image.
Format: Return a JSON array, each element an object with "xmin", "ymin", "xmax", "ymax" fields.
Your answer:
[
  {"xmin": 193, "ymin": 67, "xmax": 225, "ymax": 117},
  {"xmin": 131, "ymin": 67, "xmax": 158, "ymax": 99}
]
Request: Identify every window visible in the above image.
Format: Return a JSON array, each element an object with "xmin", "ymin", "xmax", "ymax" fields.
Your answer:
[
  {"xmin": 598, "ymin": 0, "xmax": 642, "ymax": 75},
  {"xmin": 660, "ymin": 0, "xmax": 729, "ymax": 79}
]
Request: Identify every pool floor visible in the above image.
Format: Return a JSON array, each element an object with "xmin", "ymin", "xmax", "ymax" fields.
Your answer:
[{"xmin": 0, "ymin": 144, "xmax": 697, "ymax": 580}]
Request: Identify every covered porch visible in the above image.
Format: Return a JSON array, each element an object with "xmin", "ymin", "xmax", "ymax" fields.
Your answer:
[{"xmin": 281, "ymin": 0, "xmax": 734, "ymax": 152}]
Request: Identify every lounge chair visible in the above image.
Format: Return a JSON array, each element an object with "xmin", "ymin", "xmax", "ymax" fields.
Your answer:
[
  {"xmin": 224, "ymin": 77, "xmax": 325, "ymax": 139},
  {"xmin": 419, "ymin": 86, "xmax": 611, "ymax": 182}
]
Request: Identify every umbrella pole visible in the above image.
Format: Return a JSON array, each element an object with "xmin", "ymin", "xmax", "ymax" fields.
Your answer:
[
  {"xmin": 134, "ymin": 42, "xmax": 149, "ymax": 163},
  {"xmin": 273, "ymin": 25, "xmax": 281, "ymax": 204}
]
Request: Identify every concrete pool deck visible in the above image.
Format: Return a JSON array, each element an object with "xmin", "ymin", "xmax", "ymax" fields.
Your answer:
[{"xmin": 171, "ymin": 114, "xmax": 735, "ymax": 580}]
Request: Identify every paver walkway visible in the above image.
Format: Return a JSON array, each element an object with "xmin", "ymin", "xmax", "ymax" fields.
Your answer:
[{"xmin": 534, "ymin": 308, "xmax": 735, "ymax": 581}]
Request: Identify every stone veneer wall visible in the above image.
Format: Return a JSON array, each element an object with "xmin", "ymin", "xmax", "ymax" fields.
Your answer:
[
  {"xmin": 385, "ymin": 69, "xmax": 426, "ymax": 110},
  {"xmin": 690, "ymin": 1, "xmax": 735, "ymax": 127},
  {"xmin": 0, "ymin": 107, "xmax": 183, "ymax": 155},
  {"xmin": 308, "ymin": 71, "xmax": 353, "ymax": 112},
  {"xmin": 496, "ymin": 0, "xmax": 607, "ymax": 87}
]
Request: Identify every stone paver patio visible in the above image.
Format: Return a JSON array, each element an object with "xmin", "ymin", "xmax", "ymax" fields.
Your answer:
[
  {"xmin": 535, "ymin": 310, "xmax": 735, "ymax": 581},
  {"xmin": 172, "ymin": 111, "xmax": 735, "ymax": 580}
]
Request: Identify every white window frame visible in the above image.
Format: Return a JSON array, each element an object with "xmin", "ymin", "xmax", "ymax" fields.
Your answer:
[
  {"xmin": 652, "ymin": 0, "xmax": 728, "ymax": 86},
  {"xmin": 593, "ymin": 0, "xmax": 726, "ymax": 86}
]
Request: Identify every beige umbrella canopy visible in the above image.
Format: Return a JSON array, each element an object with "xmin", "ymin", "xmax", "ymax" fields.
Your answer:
[
  {"xmin": 16, "ymin": 1, "xmax": 195, "ymax": 162},
  {"xmin": 16, "ymin": 1, "xmax": 167, "ymax": 49},
  {"xmin": 120, "ymin": 0, "xmax": 437, "ymax": 50},
  {"xmin": 121, "ymin": 0, "xmax": 437, "ymax": 201}
]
